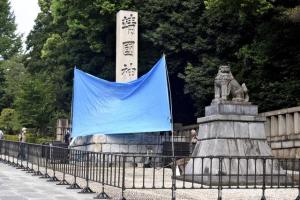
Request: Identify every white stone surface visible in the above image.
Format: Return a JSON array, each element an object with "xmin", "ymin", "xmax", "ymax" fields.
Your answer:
[
  {"xmin": 249, "ymin": 122, "xmax": 266, "ymax": 139},
  {"xmin": 271, "ymin": 116, "xmax": 278, "ymax": 137},
  {"xmin": 286, "ymin": 113, "xmax": 294, "ymax": 135},
  {"xmin": 278, "ymin": 115, "xmax": 286, "ymax": 136},
  {"xmin": 205, "ymin": 104, "xmax": 258, "ymax": 116},
  {"xmin": 116, "ymin": 10, "xmax": 138, "ymax": 83},
  {"xmin": 295, "ymin": 112, "xmax": 300, "ymax": 134}
]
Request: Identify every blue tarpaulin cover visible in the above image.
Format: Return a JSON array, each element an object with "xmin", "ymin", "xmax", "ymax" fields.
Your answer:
[{"xmin": 71, "ymin": 56, "xmax": 172, "ymax": 137}]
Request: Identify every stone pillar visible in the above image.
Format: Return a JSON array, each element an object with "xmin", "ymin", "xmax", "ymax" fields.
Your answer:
[
  {"xmin": 286, "ymin": 113, "xmax": 294, "ymax": 135},
  {"xmin": 295, "ymin": 112, "xmax": 300, "ymax": 134},
  {"xmin": 116, "ymin": 10, "xmax": 138, "ymax": 83},
  {"xmin": 56, "ymin": 119, "xmax": 69, "ymax": 142},
  {"xmin": 271, "ymin": 116, "xmax": 278, "ymax": 137},
  {"xmin": 265, "ymin": 117, "xmax": 271, "ymax": 138},
  {"xmin": 278, "ymin": 115, "xmax": 286, "ymax": 136}
]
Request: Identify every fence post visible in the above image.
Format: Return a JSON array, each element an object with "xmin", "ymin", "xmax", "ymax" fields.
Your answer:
[
  {"xmin": 23, "ymin": 144, "xmax": 30, "ymax": 171},
  {"xmin": 261, "ymin": 158, "xmax": 266, "ymax": 200},
  {"xmin": 78, "ymin": 151, "xmax": 95, "ymax": 193},
  {"xmin": 218, "ymin": 157, "xmax": 223, "ymax": 200},
  {"xmin": 296, "ymin": 159, "xmax": 300, "ymax": 200},
  {"xmin": 33, "ymin": 145, "xmax": 43, "ymax": 176},
  {"xmin": 57, "ymin": 147, "xmax": 70, "ymax": 185},
  {"xmin": 27, "ymin": 145, "xmax": 35, "ymax": 173},
  {"xmin": 120, "ymin": 155, "xmax": 126, "ymax": 200},
  {"xmin": 67, "ymin": 149, "xmax": 81, "ymax": 189},
  {"xmin": 48, "ymin": 144, "xmax": 59, "ymax": 182},
  {"xmin": 94, "ymin": 153, "xmax": 110, "ymax": 199},
  {"xmin": 40, "ymin": 145, "xmax": 50, "ymax": 178},
  {"xmin": 171, "ymin": 156, "xmax": 176, "ymax": 200},
  {"xmin": 17, "ymin": 142, "xmax": 25, "ymax": 169},
  {"xmin": 0, "ymin": 140, "xmax": 3, "ymax": 162}
]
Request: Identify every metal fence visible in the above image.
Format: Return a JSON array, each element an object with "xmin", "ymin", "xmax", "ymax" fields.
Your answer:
[{"xmin": 0, "ymin": 140, "xmax": 300, "ymax": 200}]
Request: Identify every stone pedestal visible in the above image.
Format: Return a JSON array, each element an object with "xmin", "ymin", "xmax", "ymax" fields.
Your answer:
[
  {"xmin": 184, "ymin": 103, "xmax": 286, "ymax": 185},
  {"xmin": 70, "ymin": 133, "xmax": 164, "ymax": 155}
]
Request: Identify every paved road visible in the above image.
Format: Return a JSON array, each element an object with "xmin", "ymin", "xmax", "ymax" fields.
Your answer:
[{"xmin": 0, "ymin": 162, "xmax": 95, "ymax": 200}]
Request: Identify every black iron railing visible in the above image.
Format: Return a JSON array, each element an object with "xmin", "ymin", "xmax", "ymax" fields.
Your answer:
[{"xmin": 0, "ymin": 140, "xmax": 299, "ymax": 200}]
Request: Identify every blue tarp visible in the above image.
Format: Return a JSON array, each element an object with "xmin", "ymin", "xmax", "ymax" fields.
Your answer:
[{"xmin": 71, "ymin": 56, "xmax": 172, "ymax": 137}]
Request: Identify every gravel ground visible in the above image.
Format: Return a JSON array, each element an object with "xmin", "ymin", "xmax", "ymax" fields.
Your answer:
[
  {"xmin": 1, "ymin": 157, "xmax": 299, "ymax": 200},
  {"xmin": 2, "ymin": 159, "xmax": 298, "ymax": 200}
]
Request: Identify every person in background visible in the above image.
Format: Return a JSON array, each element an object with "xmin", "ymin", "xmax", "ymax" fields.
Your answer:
[
  {"xmin": 19, "ymin": 127, "xmax": 27, "ymax": 143},
  {"xmin": 18, "ymin": 127, "xmax": 27, "ymax": 159},
  {"xmin": 64, "ymin": 130, "xmax": 70, "ymax": 145},
  {"xmin": 190, "ymin": 129, "xmax": 198, "ymax": 154},
  {"xmin": 0, "ymin": 129, "xmax": 4, "ymax": 140}
]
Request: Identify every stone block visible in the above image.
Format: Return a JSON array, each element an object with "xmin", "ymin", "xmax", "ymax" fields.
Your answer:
[
  {"xmin": 271, "ymin": 141, "xmax": 281, "ymax": 149},
  {"xmin": 271, "ymin": 116, "xmax": 278, "ymax": 137},
  {"xmin": 227, "ymin": 139, "xmax": 239, "ymax": 156},
  {"xmin": 205, "ymin": 104, "xmax": 258, "ymax": 116},
  {"xmin": 86, "ymin": 144, "xmax": 102, "ymax": 152},
  {"xmin": 233, "ymin": 122, "xmax": 249, "ymax": 138},
  {"xmin": 102, "ymin": 144, "xmax": 111, "ymax": 153},
  {"xmin": 286, "ymin": 113, "xmax": 294, "ymax": 135},
  {"xmin": 282, "ymin": 141, "xmax": 294, "ymax": 149},
  {"xmin": 258, "ymin": 141, "xmax": 273, "ymax": 156},
  {"xmin": 249, "ymin": 123, "xmax": 266, "ymax": 139},
  {"xmin": 106, "ymin": 134, "xmax": 125, "ymax": 144},
  {"xmin": 120, "ymin": 145, "xmax": 129, "ymax": 153},
  {"xmin": 296, "ymin": 148, "xmax": 300, "ymax": 158},
  {"xmin": 289, "ymin": 148, "xmax": 296, "ymax": 159},
  {"xmin": 198, "ymin": 123, "xmax": 210, "ymax": 139},
  {"xmin": 217, "ymin": 122, "xmax": 235, "ymax": 137},
  {"xmin": 283, "ymin": 149, "xmax": 290, "ymax": 158},
  {"xmin": 111, "ymin": 144, "xmax": 120, "ymax": 153},
  {"xmin": 295, "ymin": 112, "xmax": 300, "ymax": 134},
  {"xmin": 212, "ymin": 139, "xmax": 229, "ymax": 156},
  {"xmin": 295, "ymin": 140, "xmax": 300, "ymax": 147},
  {"xmin": 92, "ymin": 135, "xmax": 107, "ymax": 143},
  {"xmin": 128, "ymin": 145, "xmax": 138, "ymax": 153},
  {"xmin": 278, "ymin": 115, "xmax": 286, "ymax": 136},
  {"xmin": 125, "ymin": 134, "xmax": 142, "ymax": 144},
  {"xmin": 197, "ymin": 114, "xmax": 265, "ymax": 124},
  {"xmin": 137, "ymin": 145, "xmax": 147, "ymax": 154}
]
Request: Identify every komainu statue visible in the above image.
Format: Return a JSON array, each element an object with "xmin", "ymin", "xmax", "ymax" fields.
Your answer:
[{"xmin": 213, "ymin": 65, "xmax": 249, "ymax": 103}]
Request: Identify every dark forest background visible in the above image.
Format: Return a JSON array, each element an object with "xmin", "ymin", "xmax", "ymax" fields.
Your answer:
[{"xmin": 0, "ymin": 0, "xmax": 299, "ymax": 134}]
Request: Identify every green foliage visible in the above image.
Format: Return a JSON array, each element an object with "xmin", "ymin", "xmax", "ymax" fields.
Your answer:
[
  {"xmin": 4, "ymin": 133, "xmax": 54, "ymax": 144},
  {"xmin": 0, "ymin": 0, "xmax": 297, "ymax": 133},
  {"xmin": 14, "ymin": 72, "xmax": 57, "ymax": 134},
  {"xmin": 3, "ymin": 134, "xmax": 18, "ymax": 141},
  {"xmin": 0, "ymin": 56, "xmax": 27, "ymax": 110},
  {"xmin": 0, "ymin": 0, "xmax": 22, "ymax": 59},
  {"xmin": 0, "ymin": 108, "xmax": 21, "ymax": 133},
  {"xmin": 180, "ymin": 0, "xmax": 300, "ymax": 115}
]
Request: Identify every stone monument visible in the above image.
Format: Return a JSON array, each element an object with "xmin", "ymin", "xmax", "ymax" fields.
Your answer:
[
  {"xmin": 184, "ymin": 65, "xmax": 286, "ymax": 185},
  {"xmin": 116, "ymin": 10, "xmax": 138, "ymax": 83},
  {"xmin": 71, "ymin": 10, "xmax": 166, "ymax": 157}
]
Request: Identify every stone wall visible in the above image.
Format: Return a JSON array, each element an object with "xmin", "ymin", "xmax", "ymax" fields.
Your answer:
[{"xmin": 259, "ymin": 106, "xmax": 300, "ymax": 158}]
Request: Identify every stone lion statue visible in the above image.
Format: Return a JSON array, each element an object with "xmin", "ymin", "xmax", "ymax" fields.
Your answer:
[{"xmin": 213, "ymin": 65, "xmax": 249, "ymax": 103}]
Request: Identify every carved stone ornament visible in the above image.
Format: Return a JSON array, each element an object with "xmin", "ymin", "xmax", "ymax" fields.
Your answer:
[{"xmin": 212, "ymin": 65, "xmax": 249, "ymax": 104}]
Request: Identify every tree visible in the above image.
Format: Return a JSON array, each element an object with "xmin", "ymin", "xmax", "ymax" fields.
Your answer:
[
  {"xmin": 180, "ymin": 0, "xmax": 300, "ymax": 115},
  {"xmin": 0, "ymin": 108, "xmax": 21, "ymax": 133},
  {"xmin": 0, "ymin": 0, "xmax": 22, "ymax": 59},
  {"xmin": 0, "ymin": 56, "xmax": 26, "ymax": 110},
  {"xmin": 14, "ymin": 72, "xmax": 58, "ymax": 134}
]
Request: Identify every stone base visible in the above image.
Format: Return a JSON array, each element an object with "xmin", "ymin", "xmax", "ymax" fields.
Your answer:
[
  {"xmin": 206, "ymin": 104, "xmax": 258, "ymax": 116},
  {"xmin": 70, "ymin": 133, "xmax": 164, "ymax": 154},
  {"xmin": 177, "ymin": 174, "xmax": 293, "ymax": 186},
  {"xmin": 185, "ymin": 103, "xmax": 276, "ymax": 178}
]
